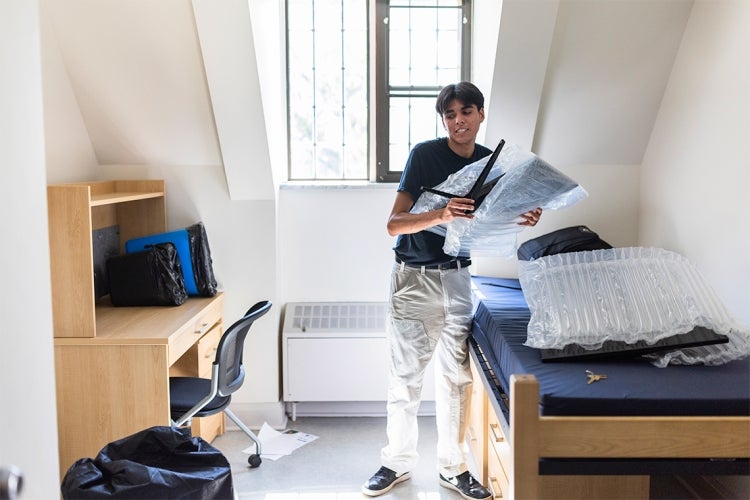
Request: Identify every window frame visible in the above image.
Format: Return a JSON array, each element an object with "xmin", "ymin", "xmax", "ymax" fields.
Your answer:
[
  {"xmin": 374, "ymin": 0, "xmax": 473, "ymax": 183},
  {"xmin": 284, "ymin": 0, "xmax": 472, "ymax": 183},
  {"xmin": 284, "ymin": 0, "xmax": 371, "ymax": 182}
]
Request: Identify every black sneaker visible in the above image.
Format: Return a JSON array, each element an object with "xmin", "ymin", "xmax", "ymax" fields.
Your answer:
[
  {"xmin": 361, "ymin": 466, "xmax": 411, "ymax": 496},
  {"xmin": 439, "ymin": 471, "xmax": 491, "ymax": 499}
]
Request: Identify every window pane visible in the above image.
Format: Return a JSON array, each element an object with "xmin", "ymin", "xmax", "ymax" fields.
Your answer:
[
  {"xmin": 290, "ymin": 140, "xmax": 315, "ymax": 179},
  {"xmin": 387, "ymin": 3, "xmax": 462, "ymax": 87},
  {"xmin": 389, "ymin": 96, "xmax": 441, "ymax": 160},
  {"xmin": 377, "ymin": 0, "xmax": 468, "ymax": 182},
  {"xmin": 287, "ymin": 0, "xmax": 368, "ymax": 180},
  {"xmin": 409, "ymin": 98, "xmax": 442, "ymax": 145},
  {"xmin": 389, "ymin": 97, "xmax": 410, "ymax": 152}
]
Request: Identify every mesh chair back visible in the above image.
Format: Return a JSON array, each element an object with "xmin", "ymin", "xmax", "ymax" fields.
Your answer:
[{"xmin": 214, "ymin": 300, "xmax": 272, "ymax": 396}]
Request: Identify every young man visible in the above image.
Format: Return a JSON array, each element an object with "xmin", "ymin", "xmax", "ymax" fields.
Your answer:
[{"xmin": 362, "ymin": 82, "xmax": 542, "ymax": 499}]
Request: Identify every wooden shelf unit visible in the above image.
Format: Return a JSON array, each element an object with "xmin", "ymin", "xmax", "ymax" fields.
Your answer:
[
  {"xmin": 47, "ymin": 180, "xmax": 167, "ymax": 339},
  {"xmin": 47, "ymin": 179, "xmax": 225, "ymax": 479}
]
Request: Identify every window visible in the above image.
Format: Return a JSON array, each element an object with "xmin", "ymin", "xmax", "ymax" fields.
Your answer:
[
  {"xmin": 375, "ymin": 0, "xmax": 471, "ymax": 182},
  {"xmin": 286, "ymin": 0, "xmax": 470, "ymax": 182},
  {"xmin": 286, "ymin": 0, "xmax": 369, "ymax": 181}
]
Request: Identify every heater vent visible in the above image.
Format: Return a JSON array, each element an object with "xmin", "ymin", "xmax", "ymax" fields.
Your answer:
[{"xmin": 283, "ymin": 302, "xmax": 387, "ymax": 333}]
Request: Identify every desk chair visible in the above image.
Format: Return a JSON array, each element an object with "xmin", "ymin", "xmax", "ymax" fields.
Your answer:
[{"xmin": 170, "ymin": 300, "xmax": 272, "ymax": 468}]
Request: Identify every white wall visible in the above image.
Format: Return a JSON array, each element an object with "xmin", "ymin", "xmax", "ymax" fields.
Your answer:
[
  {"xmin": 639, "ymin": 0, "xmax": 750, "ymax": 326},
  {"xmin": 42, "ymin": 0, "xmax": 222, "ymax": 168},
  {"xmin": 279, "ymin": 185, "xmax": 396, "ymax": 303},
  {"xmin": 532, "ymin": 0, "xmax": 693, "ymax": 166},
  {"xmin": 0, "ymin": 1, "xmax": 61, "ymax": 498},
  {"xmin": 192, "ymin": 0, "xmax": 275, "ymax": 200},
  {"xmin": 39, "ymin": 2, "xmax": 98, "ymax": 181}
]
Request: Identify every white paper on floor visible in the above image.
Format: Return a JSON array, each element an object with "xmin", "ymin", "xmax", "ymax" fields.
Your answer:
[{"xmin": 242, "ymin": 422, "xmax": 318, "ymax": 460}]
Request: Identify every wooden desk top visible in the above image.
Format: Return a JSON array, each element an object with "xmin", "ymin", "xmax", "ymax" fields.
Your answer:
[{"xmin": 54, "ymin": 293, "xmax": 224, "ymax": 346}]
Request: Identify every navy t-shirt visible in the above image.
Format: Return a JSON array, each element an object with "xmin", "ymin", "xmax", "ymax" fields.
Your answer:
[{"xmin": 393, "ymin": 138, "xmax": 493, "ymax": 266}]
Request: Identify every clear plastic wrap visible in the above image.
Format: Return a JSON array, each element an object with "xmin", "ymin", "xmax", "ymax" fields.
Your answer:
[
  {"xmin": 410, "ymin": 144, "xmax": 588, "ymax": 257},
  {"xmin": 518, "ymin": 247, "xmax": 750, "ymax": 366}
]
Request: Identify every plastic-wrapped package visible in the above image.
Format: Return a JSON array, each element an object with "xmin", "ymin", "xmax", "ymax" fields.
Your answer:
[
  {"xmin": 518, "ymin": 247, "xmax": 750, "ymax": 366},
  {"xmin": 410, "ymin": 144, "xmax": 588, "ymax": 257},
  {"xmin": 186, "ymin": 222, "xmax": 219, "ymax": 297},
  {"xmin": 125, "ymin": 222, "xmax": 218, "ymax": 297},
  {"xmin": 106, "ymin": 242, "xmax": 188, "ymax": 306}
]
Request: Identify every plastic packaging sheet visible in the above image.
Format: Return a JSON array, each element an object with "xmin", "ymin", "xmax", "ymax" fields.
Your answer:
[
  {"xmin": 410, "ymin": 144, "xmax": 588, "ymax": 257},
  {"xmin": 186, "ymin": 222, "xmax": 218, "ymax": 297},
  {"xmin": 518, "ymin": 247, "xmax": 750, "ymax": 367}
]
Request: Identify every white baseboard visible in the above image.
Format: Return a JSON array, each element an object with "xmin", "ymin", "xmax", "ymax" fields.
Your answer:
[
  {"xmin": 283, "ymin": 400, "xmax": 436, "ymax": 421},
  {"xmin": 225, "ymin": 401, "xmax": 288, "ymax": 430},
  {"xmin": 224, "ymin": 400, "xmax": 437, "ymax": 428}
]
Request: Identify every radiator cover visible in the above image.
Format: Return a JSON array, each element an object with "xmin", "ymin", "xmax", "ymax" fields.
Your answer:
[{"xmin": 282, "ymin": 302, "xmax": 435, "ymax": 407}]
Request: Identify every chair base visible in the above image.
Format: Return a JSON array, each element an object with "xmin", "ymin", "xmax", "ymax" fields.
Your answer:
[{"xmin": 224, "ymin": 408, "xmax": 263, "ymax": 468}]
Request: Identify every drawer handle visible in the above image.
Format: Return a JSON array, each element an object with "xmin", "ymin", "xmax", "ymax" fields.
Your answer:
[
  {"xmin": 195, "ymin": 322, "xmax": 211, "ymax": 334},
  {"xmin": 489, "ymin": 475, "xmax": 503, "ymax": 498},
  {"xmin": 489, "ymin": 422, "xmax": 505, "ymax": 443}
]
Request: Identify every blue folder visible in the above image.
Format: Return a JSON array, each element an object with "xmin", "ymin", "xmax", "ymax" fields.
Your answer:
[{"xmin": 125, "ymin": 229, "xmax": 199, "ymax": 296}]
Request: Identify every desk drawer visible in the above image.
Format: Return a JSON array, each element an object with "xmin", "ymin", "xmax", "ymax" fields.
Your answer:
[
  {"xmin": 197, "ymin": 323, "xmax": 222, "ymax": 378},
  {"xmin": 170, "ymin": 323, "xmax": 222, "ymax": 377},
  {"xmin": 487, "ymin": 444, "xmax": 510, "ymax": 499},
  {"xmin": 168, "ymin": 322, "xmax": 225, "ymax": 443},
  {"xmin": 468, "ymin": 358, "xmax": 488, "ymax": 482},
  {"xmin": 169, "ymin": 298, "xmax": 223, "ymax": 364},
  {"xmin": 487, "ymin": 405, "xmax": 511, "ymax": 499},
  {"xmin": 192, "ymin": 298, "xmax": 223, "ymax": 337}
]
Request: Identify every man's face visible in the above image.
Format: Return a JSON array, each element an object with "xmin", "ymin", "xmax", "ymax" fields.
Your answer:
[{"xmin": 441, "ymin": 99, "xmax": 485, "ymax": 146}]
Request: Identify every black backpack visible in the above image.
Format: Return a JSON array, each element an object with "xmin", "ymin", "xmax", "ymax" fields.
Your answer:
[{"xmin": 517, "ymin": 225, "xmax": 612, "ymax": 261}]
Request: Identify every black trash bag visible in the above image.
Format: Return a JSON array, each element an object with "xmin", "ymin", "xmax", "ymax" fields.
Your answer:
[
  {"xmin": 107, "ymin": 243, "xmax": 188, "ymax": 306},
  {"xmin": 60, "ymin": 426, "xmax": 233, "ymax": 499},
  {"xmin": 186, "ymin": 222, "xmax": 218, "ymax": 297}
]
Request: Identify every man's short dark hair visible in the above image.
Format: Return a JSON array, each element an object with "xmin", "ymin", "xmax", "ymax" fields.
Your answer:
[{"xmin": 435, "ymin": 81, "xmax": 485, "ymax": 115}]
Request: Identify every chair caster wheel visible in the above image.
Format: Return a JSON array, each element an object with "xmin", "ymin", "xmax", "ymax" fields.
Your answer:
[{"xmin": 248, "ymin": 454, "xmax": 262, "ymax": 468}]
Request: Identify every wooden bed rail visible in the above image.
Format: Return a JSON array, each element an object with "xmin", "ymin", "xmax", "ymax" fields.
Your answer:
[
  {"xmin": 538, "ymin": 415, "xmax": 750, "ymax": 458},
  {"xmin": 509, "ymin": 374, "xmax": 750, "ymax": 499}
]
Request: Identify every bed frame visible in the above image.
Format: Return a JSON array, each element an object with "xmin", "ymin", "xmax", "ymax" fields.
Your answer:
[{"xmin": 467, "ymin": 343, "xmax": 750, "ymax": 499}]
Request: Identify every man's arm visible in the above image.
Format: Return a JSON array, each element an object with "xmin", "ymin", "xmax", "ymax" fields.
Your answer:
[{"xmin": 387, "ymin": 191, "xmax": 475, "ymax": 237}]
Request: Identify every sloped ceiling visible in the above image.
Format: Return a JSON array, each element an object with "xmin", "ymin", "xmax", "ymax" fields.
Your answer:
[
  {"xmin": 531, "ymin": 0, "xmax": 694, "ymax": 166},
  {"xmin": 43, "ymin": 0, "xmax": 694, "ymax": 189},
  {"xmin": 44, "ymin": 0, "xmax": 222, "ymax": 166}
]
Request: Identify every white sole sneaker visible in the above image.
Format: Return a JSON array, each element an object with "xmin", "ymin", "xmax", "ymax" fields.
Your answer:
[
  {"xmin": 439, "ymin": 474, "xmax": 492, "ymax": 500},
  {"xmin": 361, "ymin": 471, "xmax": 411, "ymax": 497}
]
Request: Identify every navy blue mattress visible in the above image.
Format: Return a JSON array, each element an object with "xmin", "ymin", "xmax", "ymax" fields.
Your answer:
[{"xmin": 471, "ymin": 275, "xmax": 750, "ymax": 417}]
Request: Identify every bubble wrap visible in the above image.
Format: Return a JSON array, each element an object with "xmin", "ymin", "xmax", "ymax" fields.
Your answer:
[
  {"xmin": 410, "ymin": 144, "xmax": 588, "ymax": 257},
  {"xmin": 518, "ymin": 247, "xmax": 750, "ymax": 367}
]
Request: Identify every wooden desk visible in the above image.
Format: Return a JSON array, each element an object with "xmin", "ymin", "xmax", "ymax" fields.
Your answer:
[{"xmin": 54, "ymin": 294, "xmax": 224, "ymax": 478}]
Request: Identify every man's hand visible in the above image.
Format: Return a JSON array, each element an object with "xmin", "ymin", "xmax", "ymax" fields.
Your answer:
[
  {"xmin": 441, "ymin": 197, "xmax": 476, "ymax": 222},
  {"xmin": 517, "ymin": 207, "xmax": 543, "ymax": 226}
]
